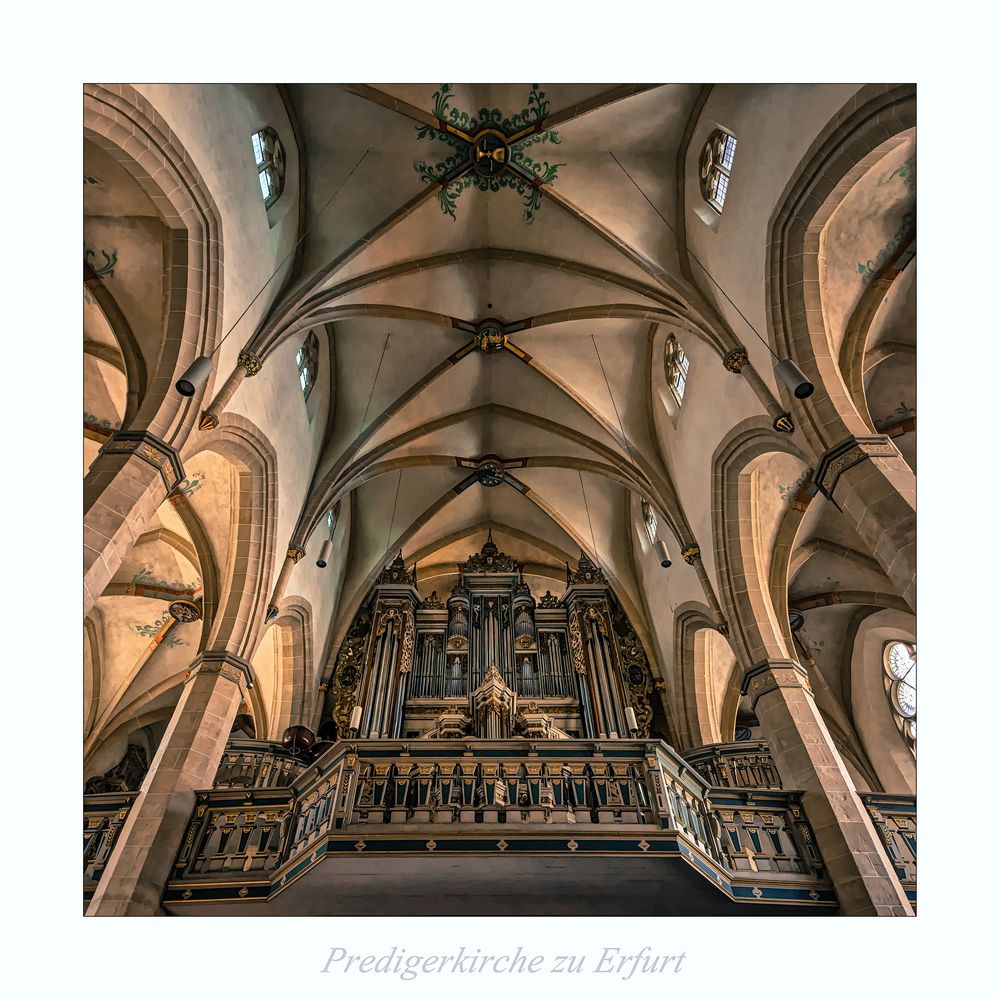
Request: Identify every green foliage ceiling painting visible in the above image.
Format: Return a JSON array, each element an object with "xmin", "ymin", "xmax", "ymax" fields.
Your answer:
[{"xmin": 413, "ymin": 84, "xmax": 564, "ymax": 223}]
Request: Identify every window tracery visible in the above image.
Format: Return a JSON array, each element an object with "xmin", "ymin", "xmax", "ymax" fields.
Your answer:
[
  {"xmin": 296, "ymin": 331, "xmax": 319, "ymax": 400},
  {"xmin": 664, "ymin": 335, "xmax": 690, "ymax": 406},
  {"xmin": 699, "ymin": 129, "xmax": 737, "ymax": 213},
  {"xmin": 251, "ymin": 127, "xmax": 286, "ymax": 208},
  {"xmin": 883, "ymin": 640, "xmax": 916, "ymax": 751}
]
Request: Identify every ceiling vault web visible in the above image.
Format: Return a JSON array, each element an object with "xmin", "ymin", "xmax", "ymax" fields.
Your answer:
[{"xmin": 223, "ymin": 83, "xmax": 745, "ymax": 674}]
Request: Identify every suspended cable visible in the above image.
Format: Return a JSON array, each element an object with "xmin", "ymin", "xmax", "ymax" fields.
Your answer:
[
  {"xmin": 383, "ymin": 468, "xmax": 403, "ymax": 568},
  {"xmin": 578, "ymin": 469, "xmax": 600, "ymax": 570},
  {"xmin": 609, "ymin": 150, "xmax": 813, "ymax": 398},
  {"xmin": 362, "ymin": 331, "xmax": 391, "ymax": 430},
  {"xmin": 609, "ymin": 150, "xmax": 776, "ymax": 358},
  {"xmin": 591, "ymin": 334, "xmax": 638, "ymax": 472},
  {"xmin": 176, "ymin": 149, "xmax": 371, "ymax": 393},
  {"xmin": 215, "ymin": 149, "xmax": 370, "ymax": 357}
]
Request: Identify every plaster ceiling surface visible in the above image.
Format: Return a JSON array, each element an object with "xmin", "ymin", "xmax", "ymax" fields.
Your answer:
[{"xmin": 268, "ymin": 83, "xmax": 724, "ymax": 639}]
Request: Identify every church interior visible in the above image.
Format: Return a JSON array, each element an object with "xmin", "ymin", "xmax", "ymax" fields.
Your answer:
[{"xmin": 82, "ymin": 82, "xmax": 917, "ymax": 916}]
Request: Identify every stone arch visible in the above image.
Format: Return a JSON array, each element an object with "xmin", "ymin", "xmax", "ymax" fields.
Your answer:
[
  {"xmin": 84, "ymin": 261, "xmax": 147, "ymax": 427},
  {"xmin": 83, "ymin": 84, "xmax": 224, "ymax": 615},
  {"xmin": 766, "ymin": 83, "xmax": 915, "ymax": 453},
  {"xmin": 166, "ymin": 492, "xmax": 222, "ymax": 651},
  {"xmin": 84, "ymin": 613, "xmax": 104, "ymax": 740},
  {"xmin": 850, "ymin": 608, "xmax": 916, "ymax": 794},
  {"xmin": 85, "ymin": 702, "xmax": 178, "ymax": 781},
  {"xmin": 82, "ymin": 83, "xmax": 223, "ymax": 449},
  {"xmin": 674, "ymin": 604, "xmax": 717, "ymax": 748},
  {"xmin": 839, "ymin": 253, "xmax": 915, "ymax": 433},
  {"xmin": 266, "ymin": 597, "xmax": 314, "ymax": 736},
  {"xmin": 712, "ymin": 417, "xmax": 812, "ymax": 669},
  {"xmin": 765, "ymin": 86, "xmax": 917, "ymax": 612},
  {"xmin": 675, "ymin": 602, "xmax": 741, "ymax": 750},
  {"xmin": 183, "ymin": 414, "xmax": 278, "ymax": 661}
]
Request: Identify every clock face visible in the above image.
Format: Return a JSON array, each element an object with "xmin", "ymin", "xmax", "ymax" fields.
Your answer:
[{"xmin": 471, "ymin": 130, "xmax": 509, "ymax": 177}]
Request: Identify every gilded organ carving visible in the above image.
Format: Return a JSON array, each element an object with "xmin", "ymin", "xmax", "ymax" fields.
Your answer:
[{"xmin": 325, "ymin": 541, "xmax": 666, "ymax": 742}]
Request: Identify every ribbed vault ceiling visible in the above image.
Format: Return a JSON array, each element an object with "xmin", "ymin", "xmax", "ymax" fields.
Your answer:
[{"xmin": 269, "ymin": 83, "xmax": 714, "ymax": 645}]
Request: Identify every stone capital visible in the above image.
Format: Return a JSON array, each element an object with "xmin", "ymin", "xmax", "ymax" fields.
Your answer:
[
  {"xmin": 723, "ymin": 347, "xmax": 749, "ymax": 373},
  {"xmin": 189, "ymin": 650, "xmax": 255, "ymax": 692},
  {"xmin": 742, "ymin": 658, "xmax": 812, "ymax": 709},
  {"xmin": 814, "ymin": 435, "xmax": 900, "ymax": 499},
  {"xmin": 287, "ymin": 545, "xmax": 306, "ymax": 563},
  {"xmin": 103, "ymin": 429, "xmax": 185, "ymax": 492},
  {"xmin": 238, "ymin": 350, "xmax": 263, "ymax": 377},
  {"xmin": 681, "ymin": 544, "xmax": 701, "ymax": 565}
]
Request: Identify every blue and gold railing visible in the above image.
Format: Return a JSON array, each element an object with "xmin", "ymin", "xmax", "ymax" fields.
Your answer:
[
  {"xmin": 859, "ymin": 791, "xmax": 917, "ymax": 904},
  {"xmin": 159, "ymin": 739, "xmax": 838, "ymax": 909},
  {"xmin": 681, "ymin": 741, "xmax": 783, "ymax": 789},
  {"xmin": 83, "ymin": 791, "xmax": 140, "ymax": 903}
]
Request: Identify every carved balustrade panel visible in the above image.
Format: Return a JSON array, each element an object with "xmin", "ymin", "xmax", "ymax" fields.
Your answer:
[
  {"xmin": 681, "ymin": 741, "xmax": 783, "ymax": 789},
  {"xmin": 860, "ymin": 792, "xmax": 917, "ymax": 889},
  {"xmin": 171, "ymin": 789, "xmax": 296, "ymax": 879},
  {"xmin": 707, "ymin": 790, "xmax": 824, "ymax": 878},
  {"xmin": 347, "ymin": 755, "xmax": 656, "ymax": 826},
  {"xmin": 212, "ymin": 739, "xmax": 308, "ymax": 789},
  {"xmin": 83, "ymin": 792, "xmax": 139, "ymax": 886}
]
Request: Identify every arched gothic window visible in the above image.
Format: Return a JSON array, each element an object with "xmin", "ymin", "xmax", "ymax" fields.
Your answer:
[
  {"xmin": 251, "ymin": 127, "xmax": 286, "ymax": 208},
  {"xmin": 296, "ymin": 331, "xmax": 319, "ymax": 400},
  {"xmin": 699, "ymin": 129, "xmax": 737, "ymax": 213},
  {"xmin": 664, "ymin": 335, "xmax": 690, "ymax": 406},
  {"xmin": 883, "ymin": 640, "xmax": 916, "ymax": 751},
  {"xmin": 641, "ymin": 499, "xmax": 658, "ymax": 547}
]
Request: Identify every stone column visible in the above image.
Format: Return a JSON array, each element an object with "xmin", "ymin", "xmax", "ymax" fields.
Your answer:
[
  {"xmin": 680, "ymin": 544, "xmax": 727, "ymax": 627},
  {"xmin": 814, "ymin": 436, "xmax": 916, "ymax": 610},
  {"xmin": 84, "ymin": 430, "xmax": 185, "ymax": 616},
  {"xmin": 744, "ymin": 659, "xmax": 912, "ymax": 916},
  {"xmin": 266, "ymin": 545, "xmax": 306, "ymax": 621},
  {"xmin": 86, "ymin": 651, "xmax": 252, "ymax": 916},
  {"xmin": 723, "ymin": 347, "xmax": 795, "ymax": 434},
  {"xmin": 197, "ymin": 350, "xmax": 262, "ymax": 431}
]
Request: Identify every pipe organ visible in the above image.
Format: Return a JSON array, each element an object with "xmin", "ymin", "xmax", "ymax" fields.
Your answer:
[{"xmin": 324, "ymin": 535, "xmax": 664, "ymax": 742}]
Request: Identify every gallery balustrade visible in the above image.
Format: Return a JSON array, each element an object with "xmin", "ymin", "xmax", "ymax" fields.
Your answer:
[
  {"xmin": 83, "ymin": 791, "xmax": 139, "ymax": 902},
  {"xmin": 155, "ymin": 738, "xmax": 839, "ymax": 908},
  {"xmin": 83, "ymin": 739, "xmax": 915, "ymax": 912},
  {"xmin": 859, "ymin": 792, "xmax": 917, "ymax": 903},
  {"xmin": 681, "ymin": 741, "xmax": 783, "ymax": 789}
]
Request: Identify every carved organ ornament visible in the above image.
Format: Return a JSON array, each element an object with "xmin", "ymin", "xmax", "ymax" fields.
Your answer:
[{"xmin": 324, "ymin": 536, "xmax": 666, "ymax": 743}]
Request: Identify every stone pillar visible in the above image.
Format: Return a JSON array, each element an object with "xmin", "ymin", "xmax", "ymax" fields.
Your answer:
[
  {"xmin": 84, "ymin": 430, "xmax": 185, "ymax": 616},
  {"xmin": 744, "ymin": 660, "xmax": 912, "ymax": 916},
  {"xmin": 86, "ymin": 651, "xmax": 252, "ymax": 916},
  {"xmin": 723, "ymin": 347, "xmax": 795, "ymax": 434},
  {"xmin": 814, "ymin": 436, "xmax": 916, "ymax": 610},
  {"xmin": 197, "ymin": 350, "xmax": 262, "ymax": 431}
]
